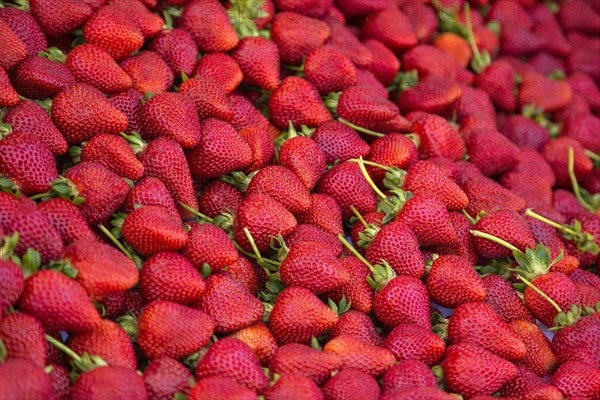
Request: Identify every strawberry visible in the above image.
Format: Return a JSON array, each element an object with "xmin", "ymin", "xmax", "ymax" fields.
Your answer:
[
  {"xmin": 497, "ymin": 115, "xmax": 551, "ymax": 151},
  {"xmin": 552, "ymin": 189, "xmax": 586, "ymax": 220},
  {"xmin": 382, "ymin": 360, "xmax": 437, "ymax": 391},
  {"xmin": 450, "ymin": 86, "xmax": 496, "ymax": 124},
  {"xmin": 231, "ymin": 37, "xmax": 280, "ymax": 92},
  {"xmin": 67, "ymin": 319, "xmax": 137, "ymax": 369},
  {"xmin": 264, "ymin": 373, "xmax": 322, "ymax": 400},
  {"xmin": 354, "ymin": 69, "xmax": 390, "ymax": 100},
  {"xmin": 0, "ymin": 359, "xmax": 53, "ymax": 400},
  {"xmin": 304, "ymin": 45, "xmax": 357, "ymax": 95},
  {"xmin": 0, "ymin": 20, "xmax": 28, "ymax": 71},
  {"xmin": 195, "ymin": 337, "xmax": 268, "ymax": 393},
  {"xmin": 70, "ymin": 366, "xmax": 147, "ymax": 400},
  {"xmin": 0, "ymin": 312, "xmax": 47, "ymax": 367},
  {"xmin": 465, "ymin": 129, "xmax": 520, "ymax": 177},
  {"xmin": 426, "ymin": 255, "xmax": 486, "ymax": 308},
  {"xmin": 524, "ymin": 272, "xmax": 579, "ymax": 328},
  {"xmin": 0, "ymin": 259, "xmax": 24, "ymax": 311},
  {"xmin": 143, "ymin": 357, "xmax": 194, "ymax": 400},
  {"xmin": 335, "ymin": 0, "xmax": 388, "ymax": 17},
  {"xmin": 269, "ymin": 343, "xmax": 342, "ymax": 384},
  {"xmin": 362, "ymin": 7, "xmax": 417, "ymax": 51},
  {"xmin": 329, "ymin": 310, "xmax": 383, "ymax": 347},
  {"xmin": 149, "ymin": 29, "xmax": 198, "ymax": 77},
  {"xmin": 461, "ymin": 173, "xmax": 527, "ymax": 215},
  {"xmin": 541, "ymin": 137, "xmax": 593, "ymax": 189},
  {"xmin": 98, "ymin": 291, "xmax": 126, "ymax": 319},
  {"xmin": 246, "ymin": 165, "xmax": 311, "ymax": 214},
  {"xmin": 311, "ymin": 120, "xmax": 370, "ymax": 165},
  {"xmin": 472, "ymin": 210, "xmax": 536, "ymax": 258},
  {"xmin": 316, "ymin": 162, "xmax": 377, "ymax": 220},
  {"xmin": 374, "ymin": 275, "xmax": 430, "ymax": 329},
  {"xmin": 365, "ymin": 134, "xmax": 417, "ymax": 187},
  {"xmin": 107, "ymin": 0, "xmax": 163, "ymax": 39},
  {"xmin": 188, "ymin": 377, "xmax": 257, "ymax": 400},
  {"xmin": 567, "ymin": 46, "xmax": 600, "ymax": 82},
  {"xmin": 140, "ymin": 252, "xmax": 205, "ymax": 304},
  {"xmin": 327, "ymin": 22, "xmax": 372, "ymax": 68},
  {"xmin": 3, "ymin": 100, "xmax": 68, "ymax": 156},
  {"xmin": 482, "ymin": 275, "xmax": 534, "ymax": 323},
  {"xmin": 178, "ymin": 77, "xmax": 233, "ymax": 121},
  {"xmin": 122, "ymin": 177, "xmax": 180, "ymax": 223},
  {"xmin": 51, "ymin": 83, "xmax": 128, "ymax": 145},
  {"xmin": 138, "ymin": 300, "xmax": 214, "ymax": 360},
  {"xmin": 0, "ymin": 131, "xmax": 58, "ymax": 196},
  {"xmin": 499, "ymin": 23, "xmax": 545, "ymax": 57},
  {"xmin": 285, "ymin": 224, "xmax": 341, "ymax": 257},
  {"xmin": 273, "ymin": 0, "xmax": 331, "ymax": 18},
  {"xmin": 384, "ymin": 324, "xmax": 446, "ymax": 366},
  {"xmin": 239, "ymin": 126, "xmax": 276, "ymax": 174},
  {"xmin": 441, "ymin": 342, "xmax": 517, "ymax": 398},
  {"xmin": 268, "ymin": 76, "xmax": 332, "ymax": 129},
  {"xmin": 518, "ymin": 71, "xmax": 573, "ymax": 112},
  {"xmin": 138, "ymin": 137, "xmax": 199, "ymax": 220},
  {"xmin": 80, "ymin": 134, "xmax": 144, "ymax": 181},
  {"xmin": 229, "ymin": 322, "xmax": 278, "ymax": 367},
  {"xmin": 224, "ymin": 258, "xmax": 261, "ymax": 298},
  {"xmin": 570, "ymin": 268, "xmax": 600, "ymax": 290},
  {"xmin": 279, "ymin": 136, "xmax": 326, "ymax": 191},
  {"xmin": 296, "ymin": 194, "xmax": 343, "ymax": 236},
  {"xmin": 195, "ymin": 272, "xmax": 263, "ymax": 333},
  {"xmin": 362, "ymin": 39, "xmax": 400, "ymax": 86},
  {"xmin": 0, "ymin": 68, "xmax": 19, "ymax": 107},
  {"xmin": 229, "ymin": 93, "xmax": 270, "ymax": 130},
  {"xmin": 402, "ymin": 45, "xmax": 459, "ymax": 81},
  {"xmin": 433, "ymin": 32, "xmax": 471, "ymax": 68},
  {"xmin": 323, "ymin": 335, "xmax": 394, "ymax": 377},
  {"xmin": 552, "ymin": 316, "xmax": 600, "ymax": 369},
  {"xmin": 48, "ymin": 363, "xmax": 71, "ymax": 400},
  {"xmin": 500, "ymin": 364, "xmax": 563, "ymax": 400},
  {"xmin": 179, "ymin": 0, "xmax": 239, "ymax": 53},
  {"xmin": 381, "ymin": 387, "xmax": 455, "ymax": 400},
  {"xmin": 557, "ymin": 0, "xmax": 600, "ymax": 35},
  {"xmin": 121, "ymin": 205, "xmax": 188, "ymax": 257},
  {"xmin": 0, "ymin": 8, "xmax": 47, "ymax": 56},
  {"xmin": 82, "ymin": 6, "xmax": 144, "ymax": 60},
  {"xmin": 107, "ymin": 89, "xmax": 144, "ymax": 134},
  {"xmin": 271, "ymin": 12, "xmax": 330, "ymax": 65},
  {"xmin": 321, "ymin": 368, "xmax": 380, "ymax": 400},
  {"xmin": 269, "ymin": 286, "xmax": 338, "ymax": 345},
  {"xmin": 12, "ymin": 55, "xmax": 76, "ymax": 99},
  {"xmin": 366, "ymin": 221, "xmax": 425, "ymax": 279},
  {"xmin": 561, "ymin": 113, "xmax": 600, "ymax": 154},
  {"xmin": 192, "ymin": 53, "xmax": 242, "ymax": 95},
  {"xmin": 18, "ymin": 270, "xmax": 100, "ymax": 333},
  {"xmin": 120, "ymin": 51, "xmax": 174, "ymax": 94},
  {"xmin": 336, "ymin": 86, "xmax": 398, "ymax": 130},
  {"xmin": 509, "ymin": 319, "xmax": 557, "ymax": 376},
  {"xmin": 198, "ymin": 180, "xmax": 243, "ymax": 220},
  {"xmin": 567, "ymin": 72, "xmax": 600, "ymax": 112},
  {"xmin": 30, "ymin": 0, "xmax": 92, "ymax": 37},
  {"xmin": 409, "ymin": 113, "xmax": 465, "ymax": 161},
  {"xmin": 403, "ymin": 161, "xmax": 468, "ymax": 211},
  {"xmin": 181, "ymin": 222, "xmax": 237, "ymax": 271},
  {"xmin": 474, "ymin": 61, "xmax": 517, "ymax": 112},
  {"xmin": 66, "ymin": 44, "xmax": 132, "ymax": 94},
  {"xmin": 398, "ymin": 76, "xmax": 463, "ymax": 114},
  {"xmin": 551, "ymin": 361, "xmax": 600, "ymax": 399}
]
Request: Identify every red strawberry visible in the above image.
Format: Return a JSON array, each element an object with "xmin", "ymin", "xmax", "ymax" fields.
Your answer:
[
  {"xmin": 374, "ymin": 275, "xmax": 430, "ymax": 329},
  {"xmin": 0, "ymin": 131, "xmax": 58, "ymax": 196},
  {"xmin": 189, "ymin": 376, "xmax": 256, "ymax": 400},
  {"xmin": 323, "ymin": 335, "xmax": 395, "ymax": 377},
  {"xmin": 384, "ymin": 323, "xmax": 445, "ymax": 366},
  {"xmin": 382, "ymin": 360, "xmax": 437, "ymax": 391},
  {"xmin": 239, "ymin": 126, "xmax": 275, "ymax": 174},
  {"xmin": 30, "ymin": 0, "xmax": 92, "ymax": 37},
  {"xmin": 279, "ymin": 136, "xmax": 326, "ymax": 191},
  {"xmin": 70, "ymin": 366, "xmax": 147, "ymax": 400},
  {"xmin": 500, "ymin": 364, "xmax": 563, "ymax": 400},
  {"xmin": 336, "ymin": 86, "xmax": 398, "ymax": 131},
  {"xmin": 500, "ymin": 23, "xmax": 545, "ymax": 57},
  {"xmin": 509, "ymin": 319, "xmax": 557, "ymax": 376},
  {"xmin": 561, "ymin": 113, "xmax": 600, "ymax": 154},
  {"xmin": 426, "ymin": 255, "xmax": 486, "ymax": 308},
  {"xmin": 107, "ymin": 89, "xmax": 144, "ymax": 134},
  {"xmin": 66, "ymin": 44, "xmax": 132, "ymax": 93},
  {"xmin": 273, "ymin": 0, "xmax": 331, "ymax": 18},
  {"xmin": 4, "ymin": 100, "xmax": 68, "ymax": 156},
  {"xmin": 0, "ymin": 359, "xmax": 53, "ymax": 400},
  {"xmin": 362, "ymin": 39, "xmax": 400, "ymax": 86},
  {"xmin": 0, "ymin": 259, "xmax": 24, "ymax": 311},
  {"xmin": 321, "ymin": 368, "xmax": 380, "ymax": 400},
  {"xmin": 398, "ymin": 76, "xmax": 463, "ymax": 114},
  {"xmin": 326, "ymin": 22, "xmax": 372, "ymax": 68},
  {"xmin": 179, "ymin": 0, "xmax": 239, "ymax": 52},
  {"xmin": 497, "ymin": 115, "xmax": 551, "ymax": 151},
  {"xmin": 474, "ymin": 61, "xmax": 517, "ymax": 112},
  {"xmin": 544, "ymin": 137, "xmax": 594, "ymax": 188},
  {"xmin": 271, "ymin": 12, "xmax": 330, "ymax": 65},
  {"xmin": 139, "ymin": 137, "xmax": 198, "ymax": 220},
  {"xmin": 285, "ymin": 224, "xmax": 341, "ymax": 257},
  {"xmin": 441, "ymin": 342, "xmax": 517, "ymax": 398},
  {"xmin": 81, "ymin": 134, "xmax": 144, "ymax": 181},
  {"xmin": 67, "ymin": 319, "xmax": 137, "ymax": 369},
  {"xmin": 228, "ymin": 95, "xmax": 270, "ymax": 131},
  {"xmin": 482, "ymin": 275, "xmax": 534, "ymax": 323},
  {"xmin": 402, "ymin": 45, "xmax": 460, "ymax": 81},
  {"xmin": 552, "ymin": 316, "xmax": 600, "ymax": 369},
  {"xmin": 0, "ymin": 20, "xmax": 27, "ymax": 71},
  {"xmin": 311, "ymin": 120, "xmax": 370, "ymax": 164},
  {"xmin": 567, "ymin": 72, "xmax": 600, "ymax": 112},
  {"xmin": 0, "ymin": 8, "xmax": 47, "ymax": 56},
  {"xmin": 326, "ymin": 257, "xmax": 374, "ymax": 314},
  {"xmin": 12, "ymin": 55, "xmax": 76, "ymax": 99},
  {"xmin": 198, "ymin": 180, "xmax": 243, "ymax": 220},
  {"xmin": 138, "ymin": 300, "xmax": 214, "ymax": 359},
  {"xmin": 264, "ymin": 373, "xmax": 322, "ymax": 400},
  {"xmin": 553, "ymin": 189, "xmax": 586, "ymax": 220},
  {"xmin": 366, "ymin": 221, "xmax": 425, "ymax": 279},
  {"xmin": 0, "ymin": 68, "xmax": 19, "ymax": 107},
  {"xmin": 316, "ymin": 162, "xmax": 377, "ymax": 220},
  {"xmin": 525, "ymin": 272, "xmax": 579, "ymax": 328},
  {"xmin": 461, "ymin": 173, "xmax": 527, "ymax": 215},
  {"xmin": 362, "ymin": 7, "xmax": 417, "ymax": 51},
  {"xmin": 335, "ymin": 0, "xmax": 388, "ymax": 17},
  {"xmin": 107, "ymin": 0, "xmax": 163, "ymax": 39},
  {"xmin": 304, "ymin": 45, "xmax": 357, "ymax": 95},
  {"xmin": 518, "ymin": 71, "xmax": 573, "ymax": 112},
  {"xmin": 329, "ymin": 310, "xmax": 383, "ymax": 347},
  {"xmin": 0, "ymin": 312, "xmax": 46, "ymax": 367},
  {"xmin": 143, "ymin": 357, "xmax": 194, "ymax": 400},
  {"xmin": 409, "ymin": 113, "xmax": 465, "ymax": 161},
  {"xmin": 231, "ymin": 37, "xmax": 280, "ymax": 92},
  {"xmin": 269, "ymin": 286, "xmax": 338, "ymax": 345},
  {"xmin": 465, "ymin": 129, "xmax": 520, "ymax": 177},
  {"xmin": 63, "ymin": 239, "xmax": 139, "ymax": 301},
  {"xmin": 229, "ymin": 322, "xmax": 278, "ymax": 367},
  {"xmin": 181, "ymin": 222, "xmax": 237, "ymax": 271},
  {"xmin": 354, "ymin": 68, "xmax": 389, "ymax": 100},
  {"xmin": 381, "ymin": 387, "xmax": 455, "ymax": 400},
  {"xmin": 149, "ymin": 29, "xmax": 198, "ymax": 77},
  {"xmin": 269, "ymin": 343, "xmax": 342, "ymax": 384},
  {"xmin": 122, "ymin": 177, "xmax": 180, "ymax": 223},
  {"xmin": 178, "ymin": 76, "xmax": 233, "ymax": 121},
  {"xmin": 557, "ymin": 0, "xmax": 600, "ymax": 35},
  {"xmin": 47, "ymin": 363, "xmax": 70, "ymax": 400},
  {"xmin": 246, "ymin": 165, "xmax": 311, "ymax": 214},
  {"xmin": 18, "ymin": 270, "xmax": 100, "ymax": 333},
  {"xmin": 365, "ymin": 134, "xmax": 418, "ymax": 187},
  {"xmin": 120, "ymin": 51, "xmax": 174, "ymax": 94},
  {"xmin": 51, "ymin": 83, "xmax": 128, "ymax": 145},
  {"xmin": 195, "ymin": 337, "xmax": 268, "ymax": 393},
  {"xmin": 296, "ymin": 193, "xmax": 343, "ymax": 236},
  {"xmin": 192, "ymin": 53, "xmax": 242, "ymax": 95},
  {"xmin": 472, "ymin": 210, "xmax": 536, "ymax": 258},
  {"xmin": 403, "ymin": 161, "xmax": 468, "ymax": 211},
  {"xmin": 551, "ymin": 361, "xmax": 600, "ymax": 399}
]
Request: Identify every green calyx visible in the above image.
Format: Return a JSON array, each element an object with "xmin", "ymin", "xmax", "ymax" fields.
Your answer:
[
  {"xmin": 551, "ymin": 304, "xmax": 584, "ymax": 331},
  {"xmin": 350, "ymin": 205, "xmax": 380, "ymax": 249},
  {"xmin": 0, "ymin": 338, "xmax": 6, "ymax": 363},
  {"xmin": 521, "ymin": 104, "xmax": 561, "ymax": 137},
  {"xmin": 567, "ymin": 147, "xmax": 600, "ymax": 213},
  {"xmin": 463, "ymin": 3, "xmax": 491, "ymax": 73},
  {"xmin": 387, "ymin": 70, "xmax": 419, "ymax": 94},
  {"xmin": 323, "ymin": 92, "xmax": 340, "ymax": 117},
  {"xmin": 227, "ymin": 0, "xmax": 268, "ymax": 39},
  {"xmin": 337, "ymin": 234, "xmax": 395, "ymax": 291},
  {"xmin": 0, "ymin": 175, "xmax": 20, "ymax": 197},
  {"xmin": 48, "ymin": 176, "xmax": 84, "ymax": 206},
  {"xmin": 220, "ymin": 170, "xmax": 255, "ymax": 193},
  {"xmin": 0, "ymin": 122, "xmax": 12, "ymax": 137},
  {"xmin": 119, "ymin": 132, "xmax": 147, "ymax": 156},
  {"xmin": 39, "ymin": 47, "xmax": 66, "ymax": 63},
  {"xmin": 116, "ymin": 314, "xmax": 139, "ymax": 342},
  {"xmin": 45, "ymin": 334, "xmax": 108, "ymax": 380},
  {"xmin": 1, "ymin": 233, "xmax": 41, "ymax": 279},
  {"xmin": 327, "ymin": 295, "xmax": 351, "ymax": 316},
  {"xmin": 47, "ymin": 259, "xmax": 78, "ymax": 279}
]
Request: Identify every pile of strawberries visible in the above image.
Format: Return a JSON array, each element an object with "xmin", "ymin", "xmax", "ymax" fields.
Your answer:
[{"xmin": 1, "ymin": 0, "xmax": 600, "ymax": 398}]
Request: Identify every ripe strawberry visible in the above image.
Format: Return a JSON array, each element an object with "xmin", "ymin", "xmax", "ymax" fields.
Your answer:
[
  {"xmin": 228, "ymin": 95, "xmax": 269, "ymax": 131},
  {"xmin": 149, "ymin": 29, "xmax": 198, "ymax": 77},
  {"xmin": 381, "ymin": 387, "xmax": 456, "ymax": 400},
  {"xmin": 557, "ymin": 0, "xmax": 600, "ymax": 35},
  {"xmin": 500, "ymin": 364, "xmax": 563, "ymax": 400},
  {"xmin": 465, "ymin": 130, "xmax": 520, "ymax": 177},
  {"xmin": 269, "ymin": 286, "xmax": 338, "ymax": 345},
  {"xmin": 192, "ymin": 53, "xmax": 242, "ymax": 95},
  {"xmin": 246, "ymin": 165, "xmax": 311, "ymax": 214},
  {"xmin": 120, "ymin": 51, "xmax": 174, "ymax": 94},
  {"xmin": 195, "ymin": 337, "xmax": 268, "ymax": 393},
  {"xmin": 398, "ymin": 76, "xmax": 462, "ymax": 114},
  {"xmin": 107, "ymin": 0, "xmax": 163, "ymax": 39},
  {"xmin": 188, "ymin": 377, "xmax": 256, "ymax": 400},
  {"xmin": 497, "ymin": 115, "xmax": 551, "ymax": 151},
  {"xmin": 296, "ymin": 194, "xmax": 343, "ymax": 236},
  {"xmin": 67, "ymin": 319, "xmax": 137, "ymax": 369},
  {"xmin": 224, "ymin": 257, "xmax": 261, "ymax": 297},
  {"xmin": 0, "ymin": 131, "xmax": 58, "ymax": 196},
  {"xmin": 138, "ymin": 300, "xmax": 214, "ymax": 360},
  {"xmin": 409, "ymin": 113, "xmax": 465, "ymax": 161},
  {"xmin": 0, "ymin": 20, "xmax": 27, "ymax": 71},
  {"xmin": 426, "ymin": 255, "xmax": 486, "ymax": 308},
  {"xmin": 18, "ymin": 270, "xmax": 100, "ymax": 333},
  {"xmin": 0, "ymin": 68, "xmax": 18, "ymax": 107},
  {"xmin": 366, "ymin": 221, "xmax": 425, "ymax": 279},
  {"xmin": 179, "ymin": 0, "xmax": 239, "ymax": 52},
  {"xmin": 316, "ymin": 162, "xmax": 377, "ymax": 220},
  {"xmin": 562, "ymin": 113, "xmax": 600, "ymax": 154},
  {"xmin": 326, "ymin": 257, "xmax": 374, "ymax": 314},
  {"xmin": 551, "ymin": 361, "xmax": 600, "ymax": 399},
  {"xmin": 181, "ymin": 223, "xmax": 237, "ymax": 271},
  {"xmin": 552, "ymin": 189, "xmax": 586, "ymax": 220},
  {"xmin": 285, "ymin": 224, "xmax": 341, "ymax": 256},
  {"xmin": 382, "ymin": 360, "xmax": 437, "ymax": 391},
  {"xmin": 329, "ymin": 310, "xmax": 383, "ymax": 347},
  {"xmin": 107, "ymin": 89, "xmax": 144, "ymax": 134},
  {"xmin": 403, "ymin": 161, "xmax": 468, "ymax": 211},
  {"xmin": 273, "ymin": 0, "xmax": 331, "ymax": 17},
  {"xmin": 270, "ymin": 343, "xmax": 341, "ymax": 384},
  {"xmin": 336, "ymin": 86, "xmax": 398, "ymax": 130},
  {"xmin": 70, "ymin": 366, "xmax": 147, "ymax": 400},
  {"xmin": 66, "ymin": 44, "xmax": 132, "ymax": 93},
  {"xmin": 121, "ymin": 205, "xmax": 188, "ymax": 257},
  {"xmin": 229, "ymin": 322, "xmax": 278, "ymax": 367},
  {"xmin": 323, "ymin": 335, "xmax": 394, "ymax": 377},
  {"xmin": 0, "ymin": 260, "xmax": 24, "ymax": 311},
  {"xmin": 143, "ymin": 357, "xmax": 194, "ymax": 400},
  {"xmin": 525, "ymin": 272, "xmax": 579, "ymax": 328},
  {"xmin": 384, "ymin": 323, "xmax": 445, "ymax": 366},
  {"xmin": 48, "ymin": 363, "xmax": 71, "ymax": 400},
  {"xmin": 362, "ymin": 39, "xmax": 400, "ymax": 86},
  {"xmin": 373, "ymin": 275, "xmax": 430, "ymax": 329},
  {"xmin": 354, "ymin": 68, "xmax": 390, "ymax": 100},
  {"xmin": 570, "ymin": 268, "xmax": 600, "ymax": 289},
  {"xmin": 279, "ymin": 136, "xmax": 326, "ymax": 191},
  {"xmin": 122, "ymin": 177, "xmax": 180, "ymax": 223},
  {"xmin": 0, "ymin": 359, "xmax": 53, "ymax": 400},
  {"xmin": 362, "ymin": 7, "xmax": 417, "ymax": 51},
  {"xmin": 30, "ymin": 0, "xmax": 92, "ymax": 37},
  {"xmin": 473, "ymin": 61, "xmax": 516, "ymax": 112},
  {"xmin": 442, "ymin": 342, "xmax": 517, "ymax": 398},
  {"xmin": 238, "ymin": 126, "xmax": 275, "ymax": 174},
  {"xmin": 80, "ymin": 134, "xmax": 144, "ymax": 181},
  {"xmin": 321, "ymin": 368, "xmax": 380, "ymax": 400},
  {"xmin": 552, "ymin": 316, "xmax": 600, "ymax": 369},
  {"xmin": 461, "ymin": 173, "xmax": 527, "ymax": 215},
  {"xmin": 0, "ymin": 312, "xmax": 46, "ymax": 367},
  {"xmin": 51, "ymin": 83, "xmax": 128, "ymax": 145},
  {"xmin": 82, "ymin": 6, "xmax": 144, "ymax": 60},
  {"xmin": 335, "ymin": 0, "xmax": 387, "ymax": 17},
  {"xmin": 264, "ymin": 373, "xmax": 322, "ymax": 400},
  {"xmin": 231, "ymin": 37, "xmax": 280, "ymax": 92},
  {"xmin": 303, "ymin": 45, "xmax": 357, "ymax": 95},
  {"xmin": 178, "ymin": 77, "xmax": 233, "ymax": 121},
  {"xmin": 472, "ymin": 210, "xmax": 536, "ymax": 258},
  {"xmin": 518, "ymin": 71, "xmax": 573, "ymax": 112},
  {"xmin": 0, "ymin": 8, "xmax": 47, "ymax": 56},
  {"xmin": 365, "ymin": 134, "xmax": 417, "ymax": 187},
  {"xmin": 198, "ymin": 180, "xmax": 243, "ymax": 220},
  {"xmin": 543, "ymin": 136, "xmax": 595, "ymax": 188},
  {"xmin": 311, "ymin": 120, "xmax": 370, "ymax": 164},
  {"xmin": 509, "ymin": 319, "xmax": 557, "ymax": 376},
  {"xmin": 482, "ymin": 275, "xmax": 534, "ymax": 323},
  {"xmin": 499, "ymin": 23, "xmax": 545, "ymax": 57},
  {"xmin": 567, "ymin": 72, "xmax": 600, "ymax": 112},
  {"xmin": 271, "ymin": 12, "xmax": 330, "ymax": 65},
  {"xmin": 12, "ymin": 55, "xmax": 76, "ymax": 99}
]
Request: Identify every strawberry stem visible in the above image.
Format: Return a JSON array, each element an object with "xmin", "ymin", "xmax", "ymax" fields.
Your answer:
[
  {"xmin": 524, "ymin": 209, "xmax": 579, "ymax": 237},
  {"xmin": 29, "ymin": 192, "xmax": 51, "ymax": 201},
  {"xmin": 241, "ymin": 228, "xmax": 280, "ymax": 267},
  {"xmin": 464, "ymin": 3, "xmax": 491, "ymax": 73},
  {"xmin": 97, "ymin": 224, "xmax": 135, "ymax": 261},
  {"xmin": 350, "ymin": 205, "xmax": 368, "ymax": 227},
  {"xmin": 179, "ymin": 202, "xmax": 214, "ymax": 223},
  {"xmin": 461, "ymin": 210, "xmax": 478, "ymax": 225},
  {"xmin": 45, "ymin": 334, "xmax": 82, "ymax": 363},
  {"xmin": 337, "ymin": 118, "xmax": 384, "ymax": 138},
  {"xmin": 470, "ymin": 230, "xmax": 523, "ymax": 256},
  {"xmin": 336, "ymin": 234, "xmax": 376, "ymax": 271},
  {"xmin": 584, "ymin": 149, "xmax": 600, "ymax": 163},
  {"xmin": 516, "ymin": 275, "xmax": 563, "ymax": 314},
  {"xmin": 568, "ymin": 147, "xmax": 595, "ymax": 213},
  {"xmin": 355, "ymin": 157, "xmax": 390, "ymax": 202},
  {"xmin": 348, "ymin": 158, "xmax": 393, "ymax": 172}
]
